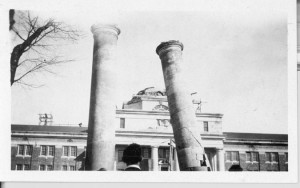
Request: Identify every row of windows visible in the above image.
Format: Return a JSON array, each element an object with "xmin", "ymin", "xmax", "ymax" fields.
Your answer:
[
  {"xmin": 226, "ymin": 151, "xmax": 288, "ymax": 163},
  {"xmin": 119, "ymin": 118, "xmax": 209, "ymax": 132},
  {"xmin": 16, "ymin": 164, "xmax": 30, "ymax": 171},
  {"xmin": 117, "ymin": 147, "xmax": 172, "ymax": 162},
  {"xmin": 17, "ymin": 145, "xmax": 77, "ymax": 157},
  {"xmin": 16, "ymin": 164, "xmax": 76, "ymax": 171}
]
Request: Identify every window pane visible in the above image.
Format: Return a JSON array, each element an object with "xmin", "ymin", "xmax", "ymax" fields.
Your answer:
[
  {"xmin": 118, "ymin": 150, "xmax": 123, "ymax": 162},
  {"xmin": 252, "ymin": 152, "xmax": 258, "ymax": 162},
  {"xmin": 70, "ymin": 166, "xmax": 75, "ymax": 171},
  {"xmin": 40, "ymin": 165, "xmax": 45, "ymax": 171},
  {"xmin": 25, "ymin": 145, "xmax": 32, "ymax": 155},
  {"xmin": 49, "ymin": 146, "xmax": 55, "ymax": 156},
  {"xmin": 271, "ymin": 153, "xmax": 278, "ymax": 162},
  {"xmin": 47, "ymin": 165, "xmax": 53, "ymax": 171},
  {"xmin": 232, "ymin": 152, "xmax": 238, "ymax": 161},
  {"xmin": 265, "ymin": 153, "xmax": 271, "ymax": 162},
  {"xmin": 120, "ymin": 118, "xmax": 125, "ymax": 128},
  {"xmin": 158, "ymin": 148, "xmax": 164, "ymax": 159},
  {"xmin": 203, "ymin": 121, "xmax": 208, "ymax": 132},
  {"xmin": 63, "ymin": 146, "xmax": 69, "ymax": 156},
  {"xmin": 70, "ymin": 146, "xmax": 77, "ymax": 157},
  {"xmin": 165, "ymin": 149, "xmax": 170, "ymax": 159},
  {"xmin": 18, "ymin": 145, "xmax": 24, "ymax": 155},
  {"xmin": 24, "ymin": 164, "xmax": 30, "ymax": 170},
  {"xmin": 41, "ymin": 146, "xmax": 47, "ymax": 155},
  {"xmin": 226, "ymin": 152, "xmax": 231, "ymax": 161},
  {"xmin": 246, "ymin": 152, "xmax": 251, "ymax": 161},
  {"xmin": 62, "ymin": 165, "xmax": 68, "ymax": 171},
  {"xmin": 16, "ymin": 164, "xmax": 22, "ymax": 170}
]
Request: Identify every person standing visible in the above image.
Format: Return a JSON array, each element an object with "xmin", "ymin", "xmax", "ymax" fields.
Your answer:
[{"xmin": 122, "ymin": 143, "xmax": 142, "ymax": 171}]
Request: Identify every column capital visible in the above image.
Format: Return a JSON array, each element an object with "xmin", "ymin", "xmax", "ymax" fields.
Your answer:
[
  {"xmin": 91, "ymin": 24, "xmax": 121, "ymax": 37},
  {"xmin": 156, "ymin": 40, "xmax": 184, "ymax": 56}
]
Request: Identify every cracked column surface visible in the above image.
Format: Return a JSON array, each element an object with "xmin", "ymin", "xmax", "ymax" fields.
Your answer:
[
  {"xmin": 156, "ymin": 40, "xmax": 207, "ymax": 171},
  {"xmin": 86, "ymin": 24, "xmax": 120, "ymax": 171}
]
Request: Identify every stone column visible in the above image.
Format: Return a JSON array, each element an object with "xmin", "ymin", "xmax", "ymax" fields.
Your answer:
[
  {"xmin": 151, "ymin": 146, "xmax": 159, "ymax": 171},
  {"xmin": 156, "ymin": 40, "xmax": 207, "ymax": 171},
  {"xmin": 216, "ymin": 148, "xmax": 225, "ymax": 171},
  {"xmin": 173, "ymin": 148, "xmax": 180, "ymax": 171},
  {"xmin": 85, "ymin": 24, "xmax": 121, "ymax": 171}
]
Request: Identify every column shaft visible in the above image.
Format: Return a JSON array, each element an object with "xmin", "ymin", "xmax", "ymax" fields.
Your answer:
[
  {"xmin": 151, "ymin": 146, "xmax": 159, "ymax": 171},
  {"xmin": 156, "ymin": 41, "xmax": 207, "ymax": 171},
  {"xmin": 86, "ymin": 24, "xmax": 120, "ymax": 171},
  {"xmin": 216, "ymin": 148, "xmax": 225, "ymax": 171}
]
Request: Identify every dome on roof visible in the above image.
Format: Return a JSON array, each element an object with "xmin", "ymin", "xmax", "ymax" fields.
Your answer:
[{"xmin": 136, "ymin": 87, "xmax": 166, "ymax": 96}]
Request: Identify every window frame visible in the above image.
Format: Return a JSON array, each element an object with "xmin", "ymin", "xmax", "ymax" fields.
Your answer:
[
  {"xmin": 69, "ymin": 165, "xmax": 76, "ymax": 171},
  {"xmin": 17, "ymin": 145, "xmax": 33, "ymax": 156},
  {"xmin": 63, "ymin": 146, "xmax": 69, "ymax": 157},
  {"xmin": 203, "ymin": 121, "xmax": 209, "ymax": 132},
  {"xmin": 16, "ymin": 164, "xmax": 23, "ymax": 171},
  {"xmin": 225, "ymin": 151, "xmax": 240, "ymax": 163},
  {"xmin": 47, "ymin": 165, "xmax": 53, "ymax": 171},
  {"xmin": 246, "ymin": 152, "xmax": 259, "ymax": 163},
  {"xmin": 70, "ymin": 146, "xmax": 77, "ymax": 157},
  {"xmin": 265, "ymin": 152, "xmax": 279, "ymax": 163},
  {"xmin": 62, "ymin": 165, "xmax": 68, "ymax": 171},
  {"xmin": 39, "ymin": 164, "xmax": 46, "ymax": 171},
  {"xmin": 23, "ymin": 164, "xmax": 30, "ymax": 170},
  {"xmin": 120, "ymin": 118, "xmax": 125, "ymax": 129}
]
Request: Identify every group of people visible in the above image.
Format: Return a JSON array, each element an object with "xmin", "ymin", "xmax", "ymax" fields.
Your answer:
[{"xmin": 98, "ymin": 143, "xmax": 243, "ymax": 171}]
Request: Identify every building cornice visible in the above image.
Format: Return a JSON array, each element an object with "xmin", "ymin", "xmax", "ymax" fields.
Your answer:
[{"xmin": 116, "ymin": 109, "xmax": 223, "ymax": 118}]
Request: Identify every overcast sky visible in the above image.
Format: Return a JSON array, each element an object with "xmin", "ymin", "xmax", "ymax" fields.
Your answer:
[{"xmin": 8, "ymin": 0, "xmax": 290, "ymax": 134}]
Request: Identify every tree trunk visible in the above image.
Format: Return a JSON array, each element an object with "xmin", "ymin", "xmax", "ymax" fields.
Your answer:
[{"xmin": 10, "ymin": 25, "xmax": 50, "ymax": 85}]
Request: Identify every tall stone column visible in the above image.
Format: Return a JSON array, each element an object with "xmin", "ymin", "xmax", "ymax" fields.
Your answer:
[
  {"xmin": 156, "ymin": 40, "xmax": 207, "ymax": 171},
  {"xmin": 151, "ymin": 146, "xmax": 159, "ymax": 171},
  {"xmin": 216, "ymin": 148, "xmax": 225, "ymax": 171},
  {"xmin": 85, "ymin": 24, "xmax": 120, "ymax": 171},
  {"xmin": 173, "ymin": 148, "xmax": 180, "ymax": 171}
]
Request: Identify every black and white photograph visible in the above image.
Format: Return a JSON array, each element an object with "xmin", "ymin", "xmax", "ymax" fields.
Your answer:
[{"xmin": 0, "ymin": 0, "xmax": 298, "ymax": 183}]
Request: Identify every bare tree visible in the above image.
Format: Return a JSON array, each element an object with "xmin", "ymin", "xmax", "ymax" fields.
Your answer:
[{"xmin": 10, "ymin": 10, "xmax": 81, "ymax": 87}]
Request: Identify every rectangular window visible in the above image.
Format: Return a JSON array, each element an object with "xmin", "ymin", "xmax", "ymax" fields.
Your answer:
[
  {"xmin": 118, "ymin": 150, "xmax": 124, "ymax": 162},
  {"xmin": 265, "ymin": 152, "xmax": 271, "ymax": 162},
  {"xmin": 285, "ymin": 153, "xmax": 288, "ymax": 163},
  {"xmin": 63, "ymin": 146, "xmax": 69, "ymax": 156},
  {"xmin": 24, "ymin": 164, "xmax": 30, "ymax": 170},
  {"xmin": 266, "ymin": 152, "xmax": 278, "ymax": 163},
  {"xmin": 158, "ymin": 148, "xmax": 169, "ymax": 159},
  {"xmin": 120, "ymin": 118, "xmax": 125, "ymax": 128},
  {"xmin": 18, "ymin": 145, "xmax": 24, "ymax": 155},
  {"xmin": 271, "ymin": 152, "xmax": 278, "ymax": 162},
  {"xmin": 48, "ymin": 146, "xmax": 55, "ymax": 156},
  {"xmin": 226, "ymin": 151, "xmax": 239, "ymax": 162},
  {"xmin": 142, "ymin": 148, "xmax": 151, "ymax": 159},
  {"xmin": 70, "ymin": 166, "xmax": 75, "ymax": 171},
  {"xmin": 39, "ymin": 165, "xmax": 45, "ymax": 171},
  {"xmin": 62, "ymin": 165, "xmax": 68, "ymax": 171},
  {"xmin": 252, "ymin": 152, "xmax": 259, "ymax": 162},
  {"xmin": 226, "ymin": 152, "xmax": 231, "ymax": 161},
  {"xmin": 16, "ymin": 164, "xmax": 22, "ymax": 170},
  {"xmin": 25, "ymin": 145, "xmax": 32, "ymax": 156},
  {"xmin": 41, "ymin": 146, "xmax": 47, "ymax": 156},
  {"xmin": 246, "ymin": 152, "xmax": 259, "ymax": 162},
  {"xmin": 158, "ymin": 148, "xmax": 164, "ymax": 159},
  {"xmin": 70, "ymin": 146, "xmax": 77, "ymax": 157},
  {"xmin": 203, "ymin": 121, "xmax": 209, "ymax": 132},
  {"xmin": 47, "ymin": 165, "xmax": 53, "ymax": 171},
  {"xmin": 246, "ymin": 152, "xmax": 251, "ymax": 161}
]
